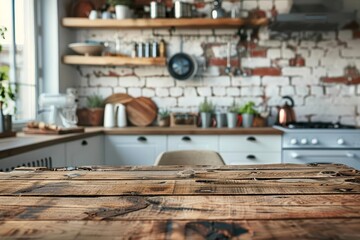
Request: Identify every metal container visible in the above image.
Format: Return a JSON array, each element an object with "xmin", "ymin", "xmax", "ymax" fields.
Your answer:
[
  {"xmin": 144, "ymin": 41, "xmax": 150, "ymax": 58},
  {"xmin": 150, "ymin": 1, "xmax": 166, "ymax": 19},
  {"xmin": 174, "ymin": 1, "xmax": 192, "ymax": 18},
  {"xmin": 137, "ymin": 42, "xmax": 144, "ymax": 58},
  {"xmin": 151, "ymin": 41, "xmax": 158, "ymax": 57}
]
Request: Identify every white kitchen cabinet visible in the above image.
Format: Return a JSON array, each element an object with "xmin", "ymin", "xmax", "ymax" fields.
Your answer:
[
  {"xmin": 0, "ymin": 144, "xmax": 66, "ymax": 172},
  {"xmin": 65, "ymin": 135, "xmax": 104, "ymax": 167},
  {"xmin": 105, "ymin": 135, "xmax": 167, "ymax": 166},
  {"xmin": 219, "ymin": 135, "xmax": 281, "ymax": 165},
  {"xmin": 167, "ymin": 135, "xmax": 219, "ymax": 151}
]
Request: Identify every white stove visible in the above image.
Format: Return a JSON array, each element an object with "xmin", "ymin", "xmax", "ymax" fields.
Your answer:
[{"xmin": 275, "ymin": 122, "xmax": 360, "ymax": 170}]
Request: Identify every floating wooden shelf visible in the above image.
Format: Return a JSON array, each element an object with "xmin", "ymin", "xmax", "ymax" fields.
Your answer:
[
  {"xmin": 63, "ymin": 55, "xmax": 167, "ymax": 66},
  {"xmin": 62, "ymin": 17, "xmax": 269, "ymax": 29}
]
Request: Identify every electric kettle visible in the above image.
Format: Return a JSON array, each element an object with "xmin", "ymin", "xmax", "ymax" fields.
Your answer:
[{"xmin": 276, "ymin": 96, "xmax": 296, "ymax": 126}]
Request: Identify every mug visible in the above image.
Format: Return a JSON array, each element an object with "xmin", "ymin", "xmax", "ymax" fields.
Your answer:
[
  {"xmin": 88, "ymin": 10, "xmax": 98, "ymax": 20},
  {"xmin": 104, "ymin": 103, "xmax": 115, "ymax": 128}
]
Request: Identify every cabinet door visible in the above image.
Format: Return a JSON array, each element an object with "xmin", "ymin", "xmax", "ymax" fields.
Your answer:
[
  {"xmin": 221, "ymin": 152, "xmax": 282, "ymax": 165},
  {"xmin": 0, "ymin": 144, "xmax": 66, "ymax": 172},
  {"xmin": 105, "ymin": 135, "xmax": 167, "ymax": 166},
  {"xmin": 167, "ymin": 135, "xmax": 219, "ymax": 151},
  {"xmin": 66, "ymin": 136, "xmax": 104, "ymax": 167},
  {"xmin": 219, "ymin": 135, "xmax": 281, "ymax": 152}
]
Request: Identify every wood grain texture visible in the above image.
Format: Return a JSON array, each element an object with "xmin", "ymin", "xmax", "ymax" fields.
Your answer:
[
  {"xmin": 1, "ymin": 219, "xmax": 359, "ymax": 239},
  {"xmin": 62, "ymin": 18, "xmax": 269, "ymax": 29},
  {"xmin": 104, "ymin": 93, "xmax": 133, "ymax": 105},
  {"xmin": 0, "ymin": 164, "xmax": 359, "ymax": 239},
  {"xmin": 23, "ymin": 127, "xmax": 85, "ymax": 135},
  {"xmin": 63, "ymin": 55, "xmax": 167, "ymax": 66},
  {"xmin": 126, "ymin": 97, "xmax": 158, "ymax": 127}
]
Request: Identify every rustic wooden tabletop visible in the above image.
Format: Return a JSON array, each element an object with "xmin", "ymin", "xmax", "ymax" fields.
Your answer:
[{"xmin": 0, "ymin": 163, "xmax": 359, "ymax": 239}]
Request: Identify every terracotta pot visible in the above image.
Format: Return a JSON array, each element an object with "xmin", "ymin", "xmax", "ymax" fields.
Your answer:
[{"xmin": 76, "ymin": 108, "xmax": 104, "ymax": 126}]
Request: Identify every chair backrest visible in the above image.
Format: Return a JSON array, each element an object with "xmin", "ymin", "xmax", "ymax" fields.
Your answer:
[{"xmin": 154, "ymin": 150, "xmax": 225, "ymax": 166}]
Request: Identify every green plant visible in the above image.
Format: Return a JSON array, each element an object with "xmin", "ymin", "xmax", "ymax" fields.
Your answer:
[
  {"xmin": 228, "ymin": 102, "xmax": 240, "ymax": 113},
  {"xmin": 158, "ymin": 109, "xmax": 170, "ymax": 119},
  {"xmin": 0, "ymin": 26, "xmax": 16, "ymax": 112},
  {"xmin": 86, "ymin": 94, "xmax": 105, "ymax": 108},
  {"xmin": 106, "ymin": 0, "xmax": 132, "ymax": 7},
  {"xmin": 199, "ymin": 98, "xmax": 214, "ymax": 113},
  {"xmin": 239, "ymin": 101, "xmax": 258, "ymax": 115}
]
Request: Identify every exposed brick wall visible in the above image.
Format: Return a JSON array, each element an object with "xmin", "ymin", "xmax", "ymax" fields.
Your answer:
[{"xmin": 72, "ymin": 1, "xmax": 360, "ymax": 126}]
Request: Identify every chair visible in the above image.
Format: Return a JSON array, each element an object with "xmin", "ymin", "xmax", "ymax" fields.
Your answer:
[{"xmin": 154, "ymin": 150, "xmax": 225, "ymax": 166}]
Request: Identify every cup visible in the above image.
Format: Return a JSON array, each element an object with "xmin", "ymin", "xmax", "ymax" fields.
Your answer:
[
  {"xmin": 101, "ymin": 11, "xmax": 112, "ymax": 19},
  {"xmin": 88, "ymin": 10, "xmax": 98, "ymax": 20},
  {"xmin": 104, "ymin": 103, "xmax": 115, "ymax": 128}
]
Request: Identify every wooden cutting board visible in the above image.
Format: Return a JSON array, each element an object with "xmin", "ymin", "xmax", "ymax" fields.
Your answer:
[
  {"xmin": 104, "ymin": 93, "xmax": 133, "ymax": 105},
  {"xmin": 126, "ymin": 97, "xmax": 158, "ymax": 127},
  {"xmin": 23, "ymin": 127, "xmax": 85, "ymax": 135}
]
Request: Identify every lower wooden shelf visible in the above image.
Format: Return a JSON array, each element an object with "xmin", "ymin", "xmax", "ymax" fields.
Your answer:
[{"xmin": 63, "ymin": 55, "xmax": 167, "ymax": 66}]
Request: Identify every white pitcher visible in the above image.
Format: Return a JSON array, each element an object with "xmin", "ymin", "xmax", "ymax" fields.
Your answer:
[
  {"xmin": 116, "ymin": 103, "xmax": 127, "ymax": 128},
  {"xmin": 104, "ymin": 103, "xmax": 115, "ymax": 128}
]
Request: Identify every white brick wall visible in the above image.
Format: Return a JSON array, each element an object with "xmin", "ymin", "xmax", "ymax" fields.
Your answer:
[{"xmin": 74, "ymin": 24, "xmax": 360, "ymax": 126}]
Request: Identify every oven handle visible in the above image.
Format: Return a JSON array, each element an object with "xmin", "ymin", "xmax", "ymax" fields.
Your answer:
[{"xmin": 291, "ymin": 152, "xmax": 356, "ymax": 159}]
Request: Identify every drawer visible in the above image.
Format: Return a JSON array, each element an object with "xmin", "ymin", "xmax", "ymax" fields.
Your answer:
[
  {"xmin": 219, "ymin": 135, "xmax": 281, "ymax": 152},
  {"xmin": 167, "ymin": 135, "xmax": 219, "ymax": 151},
  {"xmin": 220, "ymin": 152, "xmax": 282, "ymax": 165}
]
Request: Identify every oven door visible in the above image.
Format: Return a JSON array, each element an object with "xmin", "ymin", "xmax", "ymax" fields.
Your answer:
[{"xmin": 283, "ymin": 150, "xmax": 360, "ymax": 170}]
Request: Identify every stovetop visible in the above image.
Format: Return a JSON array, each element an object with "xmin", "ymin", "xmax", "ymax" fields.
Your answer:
[{"xmin": 287, "ymin": 122, "xmax": 356, "ymax": 129}]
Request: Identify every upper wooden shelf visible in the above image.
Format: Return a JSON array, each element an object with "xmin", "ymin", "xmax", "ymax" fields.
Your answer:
[
  {"xmin": 63, "ymin": 55, "xmax": 166, "ymax": 66},
  {"xmin": 62, "ymin": 17, "xmax": 269, "ymax": 29}
]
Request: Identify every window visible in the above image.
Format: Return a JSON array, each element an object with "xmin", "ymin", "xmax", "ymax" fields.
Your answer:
[{"xmin": 0, "ymin": 0, "xmax": 37, "ymax": 122}]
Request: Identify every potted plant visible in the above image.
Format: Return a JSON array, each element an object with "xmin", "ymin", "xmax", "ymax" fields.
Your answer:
[
  {"xmin": 239, "ymin": 101, "xmax": 258, "ymax": 128},
  {"xmin": 157, "ymin": 109, "xmax": 170, "ymax": 127},
  {"xmin": 227, "ymin": 102, "xmax": 240, "ymax": 128},
  {"xmin": 0, "ymin": 27, "xmax": 16, "ymax": 133},
  {"xmin": 76, "ymin": 94, "xmax": 105, "ymax": 126},
  {"xmin": 107, "ymin": 0, "xmax": 132, "ymax": 19},
  {"xmin": 198, "ymin": 98, "xmax": 214, "ymax": 128}
]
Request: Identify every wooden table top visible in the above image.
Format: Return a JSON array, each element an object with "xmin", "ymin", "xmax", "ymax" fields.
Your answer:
[{"xmin": 0, "ymin": 163, "xmax": 359, "ymax": 239}]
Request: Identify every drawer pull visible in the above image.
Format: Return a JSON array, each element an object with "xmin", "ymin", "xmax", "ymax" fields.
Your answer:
[
  {"xmin": 81, "ymin": 140, "xmax": 88, "ymax": 146},
  {"xmin": 247, "ymin": 136, "xmax": 256, "ymax": 142},
  {"xmin": 137, "ymin": 136, "xmax": 147, "ymax": 142},
  {"xmin": 246, "ymin": 155, "xmax": 256, "ymax": 160},
  {"xmin": 182, "ymin": 136, "xmax": 191, "ymax": 142}
]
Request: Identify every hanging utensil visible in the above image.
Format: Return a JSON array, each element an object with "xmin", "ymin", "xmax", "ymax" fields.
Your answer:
[{"xmin": 225, "ymin": 41, "xmax": 231, "ymax": 75}]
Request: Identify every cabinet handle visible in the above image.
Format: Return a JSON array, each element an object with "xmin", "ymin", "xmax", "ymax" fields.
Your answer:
[
  {"xmin": 81, "ymin": 140, "xmax": 88, "ymax": 146},
  {"xmin": 137, "ymin": 136, "xmax": 147, "ymax": 142},
  {"xmin": 246, "ymin": 155, "xmax": 256, "ymax": 160},
  {"xmin": 247, "ymin": 136, "xmax": 256, "ymax": 142},
  {"xmin": 182, "ymin": 136, "xmax": 191, "ymax": 142}
]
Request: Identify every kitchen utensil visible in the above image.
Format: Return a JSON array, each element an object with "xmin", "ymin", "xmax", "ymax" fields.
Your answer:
[
  {"xmin": 211, "ymin": 0, "xmax": 226, "ymax": 19},
  {"xmin": 126, "ymin": 97, "xmax": 157, "ymax": 127},
  {"xmin": 174, "ymin": 1, "xmax": 193, "ymax": 18},
  {"xmin": 276, "ymin": 96, "xmax": 296, "ymax": 126},
  {"xmin": 116, "ymin": 103, "xmax": 127, "ymax": 128},
  {"xmin": 168, "ymin": 53, "xmax": 198, "ymax": 80},
  {"xmin": 225, "ymin": 41, "xmax": 231, "ymax": 75},
  {"xmin": 104, "ymin": 103, "xmax": 115, "ymax": 128},
  {"xmin": 68, "ymin": 43, "xmax": 104, "ymax": 56},
  {"xmin": 104, "ymin": 93, "xmax": 133, "ymax": 105},
  {"xmin": 150, "ymin": 1, "xmax": 166, "ymax": 19}
]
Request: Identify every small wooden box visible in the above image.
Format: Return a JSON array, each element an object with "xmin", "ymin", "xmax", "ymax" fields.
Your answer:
[{"xmin": 170, "ymin": 112, "xmax": 198, "ymax": 128}]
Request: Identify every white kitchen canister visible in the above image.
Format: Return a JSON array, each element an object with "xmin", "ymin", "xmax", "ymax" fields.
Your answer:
[
  {"xmin": 104, "ymin": 103, "xmax": 115, "ymax": 128},
  {"xmin": 116, "ymin": 103, "xmax": 127, "ymax": 128}
]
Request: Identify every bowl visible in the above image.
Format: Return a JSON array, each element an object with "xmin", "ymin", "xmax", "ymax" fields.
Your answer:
[{"xmin": 68, "ymin": 43, "xmax": 104, "ymax": 56}]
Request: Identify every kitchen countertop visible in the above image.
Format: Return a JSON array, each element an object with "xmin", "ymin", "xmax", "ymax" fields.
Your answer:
[
  {"xmin": 0, "ymin": 127, "xmax": 282, "ymax": 159},
  {"xmin": 0, "ymin": 163, "xmax": 359, "ymax": 239}
]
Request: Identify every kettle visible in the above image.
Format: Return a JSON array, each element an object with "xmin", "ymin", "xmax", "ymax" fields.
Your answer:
[{"xmin": 276, "ymin": 96, "xmax": 296, "ymax": 126}]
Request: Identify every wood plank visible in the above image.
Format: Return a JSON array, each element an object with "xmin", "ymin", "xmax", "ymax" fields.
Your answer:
[
  {"xmin": 103, "ymin": 126, "xmax": 283, "ymax": 135},
  {"xmin": 62, "ymin": 18, "xmax": 269, "ymax": 29},
  {"xmin": 63, "ymin": 55, "xmax": 166, "ymax": 66},
  {"xmin": 1, "ymin": 168, "xmax": 358, "ymax": 180},
  {"xmin": 0, "ymin": 195, "xmax": 359, "ymax": 221},
  {"xmin": 0, "ymin": 179, "xmax": 359, "ymax": 196},
  {"xmin": 0, "ymin": 219, "xmax": 359, "ymax": 239}
]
